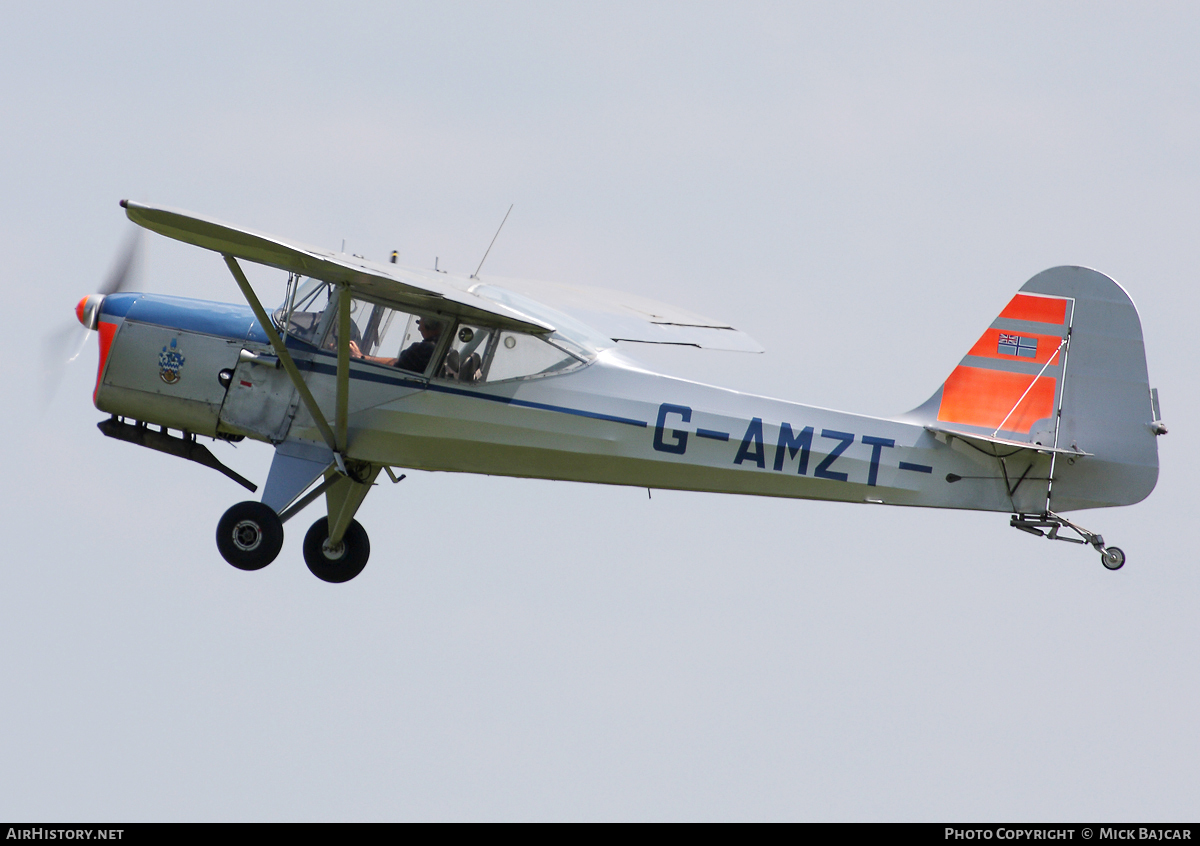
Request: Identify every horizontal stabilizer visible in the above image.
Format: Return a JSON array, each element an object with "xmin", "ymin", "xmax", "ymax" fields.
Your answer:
[{"xmin": 925, "ymin": 425, "xmax": 1092, "ymax": 457}]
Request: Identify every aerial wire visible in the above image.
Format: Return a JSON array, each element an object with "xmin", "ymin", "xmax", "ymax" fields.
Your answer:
[{"xmin": 471, "ymin": 204, "xmax": 513, "ymax": 279}]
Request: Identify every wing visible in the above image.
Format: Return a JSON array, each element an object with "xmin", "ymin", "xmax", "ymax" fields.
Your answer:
[
  {"xmin": 123, "ymin": 200, "xmax": 761, "ymax": 351},
  {"xmin": 476, "ymin": 275, "xmax": 763, "ymax": 353},
  {"xmin": 121, "ymin": 201, "xmax": 554, "ymax": 334}
]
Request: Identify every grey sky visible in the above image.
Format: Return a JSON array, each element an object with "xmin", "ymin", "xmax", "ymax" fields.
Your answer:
[{"xmin": 2, "ymin": 2, "xmax": 1197, "ymax": 820}]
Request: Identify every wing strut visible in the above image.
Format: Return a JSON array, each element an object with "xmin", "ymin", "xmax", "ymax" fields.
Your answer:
[
  {"xmin": 336, "ymin": 285, "xmax": 351, "ymax": 453},
  {"xmin": 223, "ymin": 255, "xmax": 339, "ymax": 455}
]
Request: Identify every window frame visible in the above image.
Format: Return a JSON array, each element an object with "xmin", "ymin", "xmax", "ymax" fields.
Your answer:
[{"xmin": 430, "ymin": 320, "xmax": 590, "ymax": 385}]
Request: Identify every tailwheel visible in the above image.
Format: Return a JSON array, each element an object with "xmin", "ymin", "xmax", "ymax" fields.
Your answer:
[
  {"xmin": 1011, "ymin": 511, "xmax": 1128, "ymax": 571},
  {"xmin": 303, "ymin": 517, "xmax": 370, "ymax": 583},
  {"xmin": 216, "ymin": 501, "xmax": 284, "ymax": 571}
]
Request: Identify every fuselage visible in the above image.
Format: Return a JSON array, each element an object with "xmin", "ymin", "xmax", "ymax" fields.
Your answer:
[{"xmin": 90, "ymin": 291, "xmax": 1072, "ymax": 515}]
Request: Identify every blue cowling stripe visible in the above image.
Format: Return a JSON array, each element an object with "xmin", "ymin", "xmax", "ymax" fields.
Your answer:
[{"xmin": 102, "ymin": 293, "xmax": 269, "ymax": 343}]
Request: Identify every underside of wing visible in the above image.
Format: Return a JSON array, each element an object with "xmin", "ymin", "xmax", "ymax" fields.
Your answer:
[
  {"xmin": 476, "ymin": 275, "xmax": 764, "ymax": 353},
  {"xmin": 121, "ymin": 201, "xmax": 554, "ymax": 334}
]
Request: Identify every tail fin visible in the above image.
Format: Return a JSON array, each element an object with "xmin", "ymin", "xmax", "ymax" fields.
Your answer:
[{"xmin": 908, "ymin": 267, "xmax": 1160, "ymax": 511}]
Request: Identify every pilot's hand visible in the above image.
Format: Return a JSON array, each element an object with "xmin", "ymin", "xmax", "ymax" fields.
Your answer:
[{"xmin": 348, "ymin": 340, "xmax": 364, "ymax": 358}]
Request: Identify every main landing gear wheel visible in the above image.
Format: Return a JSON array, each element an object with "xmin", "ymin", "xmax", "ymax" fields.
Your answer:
[
  {"xmin": 216, "ymin": 501, "xmax": 284, "ymax": 571},
  {"xmin": 303, "ymin": 517, "xmax": 370, "ymax": 583},
  {"xmin": 1101, "ymin": 547, "xmax": 1126, "ymax": 571}
]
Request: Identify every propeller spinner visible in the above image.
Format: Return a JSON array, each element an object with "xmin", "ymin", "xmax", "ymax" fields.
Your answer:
[{"xmin": 42, "ymin": 228, "xmax": 142, "ymax": 406}]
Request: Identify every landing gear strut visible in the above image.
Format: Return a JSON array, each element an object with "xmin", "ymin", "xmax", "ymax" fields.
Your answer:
[
  {"xmin": 217, "ymin": 458, "xmax": 379, "ymax": 582},
  {"xmin": 216, "ymin": 501, "xmax": 284, "ymax": 570},
  {"xmin": 303, "ymin": 517, "xmax": 370, "ymax": 583},
  {"xmin": 1010, "ymin": 511, "xmax": 1125, "ymax": 570}
]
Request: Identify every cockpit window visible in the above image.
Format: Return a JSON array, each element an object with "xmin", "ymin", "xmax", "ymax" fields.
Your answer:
[
  {"xmin": 275, "ymin": 277, "xmax": 333, "ymax": 345},
  {"xmin": 438, "ymin": 324, "xmax": 495, "ymax": 384},
  {"xmin": 487, "ymin": 332, "xmax": 581, "ymax": 381},
  {"xmin": 390, "ymin": 314, "xmax": 445, "ymax": 374},
  {"xmin": 326, "ymin": 295, "xmax": 446, "ymax": 376},
  {"xmin": 276, "ymin": 282, "xmax": 586, "ymax": 384},
  {"xmin": 434, "ymin": 323, "xmax": 586, "ymax": 384},
  {"xmin": 275, "ymin": 282, "xmax": 449, "ymax": 375}
]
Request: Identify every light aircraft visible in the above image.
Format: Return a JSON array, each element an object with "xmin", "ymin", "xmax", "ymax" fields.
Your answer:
[{"xmin": 71, "ymin": 200, "xmax": 1166, "ymax": 582}]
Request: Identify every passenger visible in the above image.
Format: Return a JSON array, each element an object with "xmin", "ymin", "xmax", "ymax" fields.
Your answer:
[{"xmin": 350, "ymin": 317, "xmax": 443, "ymax": 373}]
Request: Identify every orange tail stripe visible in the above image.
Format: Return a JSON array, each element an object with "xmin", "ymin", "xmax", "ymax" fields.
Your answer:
[
  {"xmin": 937, "ymin": 366, "xmax": 1057, "ymax": 433},
  {"xmin": 998, "ymin": 293, "xmax": 1068, "ymax": 325},
  {"xmin": 966, "ymin": 328, "xmax": 1064, "ymax": 364}
]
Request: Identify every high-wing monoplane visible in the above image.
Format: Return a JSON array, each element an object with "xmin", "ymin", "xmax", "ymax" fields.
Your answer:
[{"xmin": 71, "ymin": 201, "xmax": 1165, "ymax": 582}]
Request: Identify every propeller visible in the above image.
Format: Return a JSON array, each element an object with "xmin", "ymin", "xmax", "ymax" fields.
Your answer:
[{"xmin": 41, "ymin": 228, "xmax": 143, "ymax": 407}]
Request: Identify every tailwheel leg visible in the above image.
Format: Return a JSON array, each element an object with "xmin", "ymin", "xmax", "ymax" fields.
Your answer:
[
  {"xmin": 303, "ymin": 517, "xmax": 370, "ymax": 583},
  {"xmin": 216, "ymin": 501, "xmax": 284, "ymax": 571},
  {"xmin": 1010, "ymin": 511, "xmax": 1125, "ymax": 570}
]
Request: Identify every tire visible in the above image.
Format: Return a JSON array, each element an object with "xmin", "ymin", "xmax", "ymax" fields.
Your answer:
[
  {"xmin": 1101, "ymin": 546, "xmax": 1126, "ymax": 571},
  {"xmin": 216, "ymin": 501, "xmax": 284, "ymax": 571},
  {"xmin": 303, "ymin": 517, "xmax": 370, "ymax": 583}
]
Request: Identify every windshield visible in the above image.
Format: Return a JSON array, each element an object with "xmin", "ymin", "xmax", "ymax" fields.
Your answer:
[{"xmin": 274, "ymin": 277, "xmax": 332, "ymax": 345}]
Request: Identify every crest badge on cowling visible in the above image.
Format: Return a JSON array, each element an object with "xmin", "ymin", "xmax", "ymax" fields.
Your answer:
[{"xmin": 159, "ymin": 338, "xmax": 186, "ymax": 384}]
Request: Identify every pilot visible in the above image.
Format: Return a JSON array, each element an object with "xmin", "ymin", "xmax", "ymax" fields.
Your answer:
[{"xmin": 350, "ymin": 317, "xmax": 443, "ymax": 373}]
